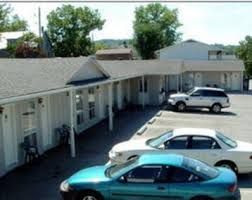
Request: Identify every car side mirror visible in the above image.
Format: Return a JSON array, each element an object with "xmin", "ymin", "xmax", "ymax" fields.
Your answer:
[{"xmin": 118, "ymin": 175, "xmax": 127, "ymax": 183}]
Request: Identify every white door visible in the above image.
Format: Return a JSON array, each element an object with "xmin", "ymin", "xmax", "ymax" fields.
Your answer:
[
  {"xmin": 2, "ymin": 104, "xmax": 18, "ymax": 168},
  {"xmin": 138, "ymin": 79, "xmax": 149, "ymax": 105},
  {"xmin": 194, "ymin": 72, "xmax": 202, "ymax": 87},
  {"xmin": 191, "ymin": 136, "xmax": 223, "ymax": 165},
  {"xmin": 168, "ymin": 75, "xmax": 178, "ymax": 91},
  {"xmin": 231, "ymin": 72, "xmax": 241, "ymax": 91},
  {"xmin": 221, "ymin": 72, "xmax": 231, "ymax": 90}
]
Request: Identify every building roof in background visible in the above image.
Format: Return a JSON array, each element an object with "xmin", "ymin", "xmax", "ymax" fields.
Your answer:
[
  {"xmin": 96, "ymin": 48, "xmax": 132, "ymax": 55},
  {"xmin": 0, "ymin": 31, "xmax": 26, "ymax": 49},
  {"xmin": 99, "ymin": 59, "xmax": 182, "ymax": 79},
  {"xmin": 0, "ymin": 57, "xmax": 94, "ymax": 99},
  {"xmin": 183, "ymin": 60, "xmax": 245, "ymax": 72},
  {"xmin": 157, "ymin": 39, "xmax": 221, "ymax": 53}
]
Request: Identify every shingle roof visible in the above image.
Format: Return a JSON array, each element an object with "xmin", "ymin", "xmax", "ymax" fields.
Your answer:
[
  {"xmin": 0, "ymin": 57, "xmax": 91, "ymax": 99},
  {"xmin": 183, "ymin": 60, "xmax": 245, "ymax": 72},
  {"xmin": 99, "ymin": 60, "xmax": 182, "ymax": 79},
  {"xmin": 157, "ymin": 39, "xmax": 221, "ymax": 53},
  {"xmin": 96, "ymin": 48, "xmax": 132, "ymax": 55}
]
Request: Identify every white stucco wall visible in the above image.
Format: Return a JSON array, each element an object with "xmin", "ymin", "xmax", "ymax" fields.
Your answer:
[
  {"xmin": 159, "ymin": 42, "xmax": 216, "ymax": 60},
  {"xmin": 183, "ymin": 71, "xmax": 241, "ymax": 91}
]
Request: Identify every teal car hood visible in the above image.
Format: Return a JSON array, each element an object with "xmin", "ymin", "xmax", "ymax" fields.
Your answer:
[{"xmin": 68, "ymin": 166, "xmax": 110, "ymax": 186}]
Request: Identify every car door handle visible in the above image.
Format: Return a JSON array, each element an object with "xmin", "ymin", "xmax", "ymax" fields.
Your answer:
[{"xmin": 157, "ymin": 186, "xmax": 165, "ymax": 190}]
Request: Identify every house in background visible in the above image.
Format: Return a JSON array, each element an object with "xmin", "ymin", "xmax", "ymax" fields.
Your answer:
[
  {"xmin": 0, "ymin": 31, "xmax": 26, "ymax": 50},
  {"xmin": 156, "ymin": 39, "xmax": 243, "ymax": 91},
  {"xmin": 96, "ymin": 48, "xmax": 133, "ymax": 60}
]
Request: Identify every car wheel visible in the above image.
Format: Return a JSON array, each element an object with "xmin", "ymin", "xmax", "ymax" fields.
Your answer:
[
  {"xmin": 215, "ymin": 161, "xmax": 238, "ymax": 174},
  {"xmin": 191, "ymin": 196, "xmax": 213, "ymax": 200},
  {"xmin": 77, "ymin": 191, "xmax": 103, "ymax": 200},
  {"xmin": 211, "ymin": 103, "xmax": 221, "ymax": 113},
  {"xmin": 176, "ymin": 102, "xmax": 186, "ymax": 112}
]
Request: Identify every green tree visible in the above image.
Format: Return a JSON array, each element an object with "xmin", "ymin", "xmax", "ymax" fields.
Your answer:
[
  {"xmin": 0, "ymin": 4, "xmax": 27, "ymax": 32},
  {"xmin": 47, "ymin": 5, "xmax": 105, "ymax": 57},
  {"xmin": 236, "ymin": 36, "xmax": 252, "ymax": 77},
  {"xmin": 133, "ymin": 3, "xmax": 181, "ymax": 59}
]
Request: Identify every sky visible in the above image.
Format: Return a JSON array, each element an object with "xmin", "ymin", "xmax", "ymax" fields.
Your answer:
[{"xmin": 8, "ymin": 2, "xmax": 252, "ymax": 45}]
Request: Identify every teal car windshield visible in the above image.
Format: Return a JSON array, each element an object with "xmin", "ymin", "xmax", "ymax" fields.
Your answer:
[
  {"xmin": 105, "ymin": 158, "xmax": 138, "ymax": 178},
  {"xmin": 182, "ymin": 157, "xmax": 219, "ymax": 179},
  {"xmin": 216, "ymin": 132, "xmax": 237, "ymax": 148},
  {"xmin": 146, "ymin": 131, "xmax": 173, "ymax": 148}
]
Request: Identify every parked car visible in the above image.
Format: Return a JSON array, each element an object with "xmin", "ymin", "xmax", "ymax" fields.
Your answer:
[
  {"xmin": 168, "ymin": 87, "xmax": 230, "ymax": 113},
  {"xmin": 109, "ymin": 128, "xmax": 252, "ymax": 174},
  {"xmin": 60, "ymin": 154, "xmax": 240, "ymax": 200}
]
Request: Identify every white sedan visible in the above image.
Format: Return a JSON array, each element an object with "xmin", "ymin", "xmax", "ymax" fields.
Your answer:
[{"xmin": 109, "ymin": 128, "xmax": 252, "ymax": 174}]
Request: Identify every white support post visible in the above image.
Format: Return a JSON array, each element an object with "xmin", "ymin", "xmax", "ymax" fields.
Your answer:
[
  {"xmin": 180, "ymin": 73, "xmax": 183, "ymax": 92},
  {"xmin": 69, "ymin": 89, "xmax": 76, "ymax": 158},
  {"xmin": 241, "ymin": 71, "xmax": 244, "ymax": 92},
  {"xmin": 127, "ymin": 79, "xmax": 131, "ymax": 103},
  {"xmin": 108, "ymin": 83, "xmax": 113, "ymax": 131},
  {"xmin": 142, "ymin": 76, "xmax": 145, "ymax": 109},
  {"xmin": 177, "ymin": 75, "xmax": 179, "ymax": 92}
]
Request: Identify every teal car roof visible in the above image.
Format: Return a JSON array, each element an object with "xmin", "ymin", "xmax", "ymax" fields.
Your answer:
[{"xmin": 138, "ymin": 154, "xmax": 184, "ymax": 166}]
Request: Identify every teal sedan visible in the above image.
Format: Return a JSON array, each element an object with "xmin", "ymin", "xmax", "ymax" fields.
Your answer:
[{"xmin": 60, "ymin": 154, "xmax": 240, "ymax": 200}]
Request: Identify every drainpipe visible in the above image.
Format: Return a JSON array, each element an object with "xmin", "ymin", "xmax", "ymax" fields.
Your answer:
[{"xmin": 69, "ymin": 89, "xmax": 76, "ymax": 157}]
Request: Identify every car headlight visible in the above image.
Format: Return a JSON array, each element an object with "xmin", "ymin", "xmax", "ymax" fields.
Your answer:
[
  {"xmin": 109, "ymin": 150, "xmax": 122, "ymax": 158},
  {"xmin": 60, "ymin": 180, "xmax": 72, "ymax": 192}
]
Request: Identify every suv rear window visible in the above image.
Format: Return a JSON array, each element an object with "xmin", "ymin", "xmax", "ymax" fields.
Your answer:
[{"xmin": 202, "ymin": 90, "xmax": 227, "ymax": 97}]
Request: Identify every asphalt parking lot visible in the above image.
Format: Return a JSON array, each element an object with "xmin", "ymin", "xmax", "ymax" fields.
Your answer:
[
  {"xmin": 0, "ymin": 93, "xmax": 251, "ymax": 200},
  {"xmin": 132, "ymin": 93, "xmax": 252, "ymax": 199}
]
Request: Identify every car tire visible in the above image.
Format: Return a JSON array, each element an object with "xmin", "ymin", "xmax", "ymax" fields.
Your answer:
[
  {"xmin": 211, "ymin": 103, "xmax": 222, "ymax": 113},
  {"xmin": 215, "ymin": 161, "xmax": 238, "ymax": 174},
  {"xmin": 176, "ymin": 102, "xmax": 186, "ymax": 112},
  {"xmin": 77, "ymin": 191, "xmax": 103, "ymax": 200}
]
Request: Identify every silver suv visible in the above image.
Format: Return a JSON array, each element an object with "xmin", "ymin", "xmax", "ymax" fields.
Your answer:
[{"xmin": 168, "ymin": 87, "xmax": 230, "ymax": 113}]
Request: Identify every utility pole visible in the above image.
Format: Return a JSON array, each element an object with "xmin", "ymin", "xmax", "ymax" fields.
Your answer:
[{"xmin": 38, "ymin": 7, "xmax": 42, "ymax": 38}]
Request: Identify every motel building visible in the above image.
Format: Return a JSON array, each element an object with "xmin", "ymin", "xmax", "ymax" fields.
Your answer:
[{"xmin": 0, "ymin": 40, "xmax": 244, "ymax": 176}]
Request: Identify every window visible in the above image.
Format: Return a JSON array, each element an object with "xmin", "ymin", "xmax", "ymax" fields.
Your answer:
[
  {"xmin": 191, "ymin": 90, "xmax": 202, "ymax": 96},
  {"xmin": 125, "ymin": 165, "xmax": 162, "ymax": 183},
  {"xmin": 182, "ymin": 157, "xmax": 219, "ymax": 179},
  {"xmin": 139, "ymin": 79, "xmax": 148, "ymax": 93},
  {"xmin": 202, "ymin": 90, "xmax": 227, "ymax": 97},
  {"xmin": 165, "ymin": 136, "xmax": 189, "ymax": 149},
  {"xmin": 159, "ymin": 166, "xmax": 201, "ymax": 183},
  {"xmin": 76, "ymin": 91, "xmax": 84, "ymax": 125},
  {"xmin": 88, "ymin": 88, "xmax": 95, "ymax": 119},
  {"xmin": 22, "ymin": 101, "xmax": 36, "ymax": 134},
  {"xmin": 216, "ymin": 132, "xmax": 237, "ymax": 148},
  {"xmin": 146, "ymin": 131, "xmax": 173, "ymax": 148},
  {"xmin": 191, "ymin": 136, "xmax": 221, "ymax": 149}
]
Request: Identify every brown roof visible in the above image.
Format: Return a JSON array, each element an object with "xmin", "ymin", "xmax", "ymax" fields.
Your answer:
[{"xmin": 96, "ymin": 48, "xmax": 132, "ymax": 55}]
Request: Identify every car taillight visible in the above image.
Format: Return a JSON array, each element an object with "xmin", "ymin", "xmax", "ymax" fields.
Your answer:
[{"xmin": 228, "ymin": 184, "xmax": 237, "ymax": 193}]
